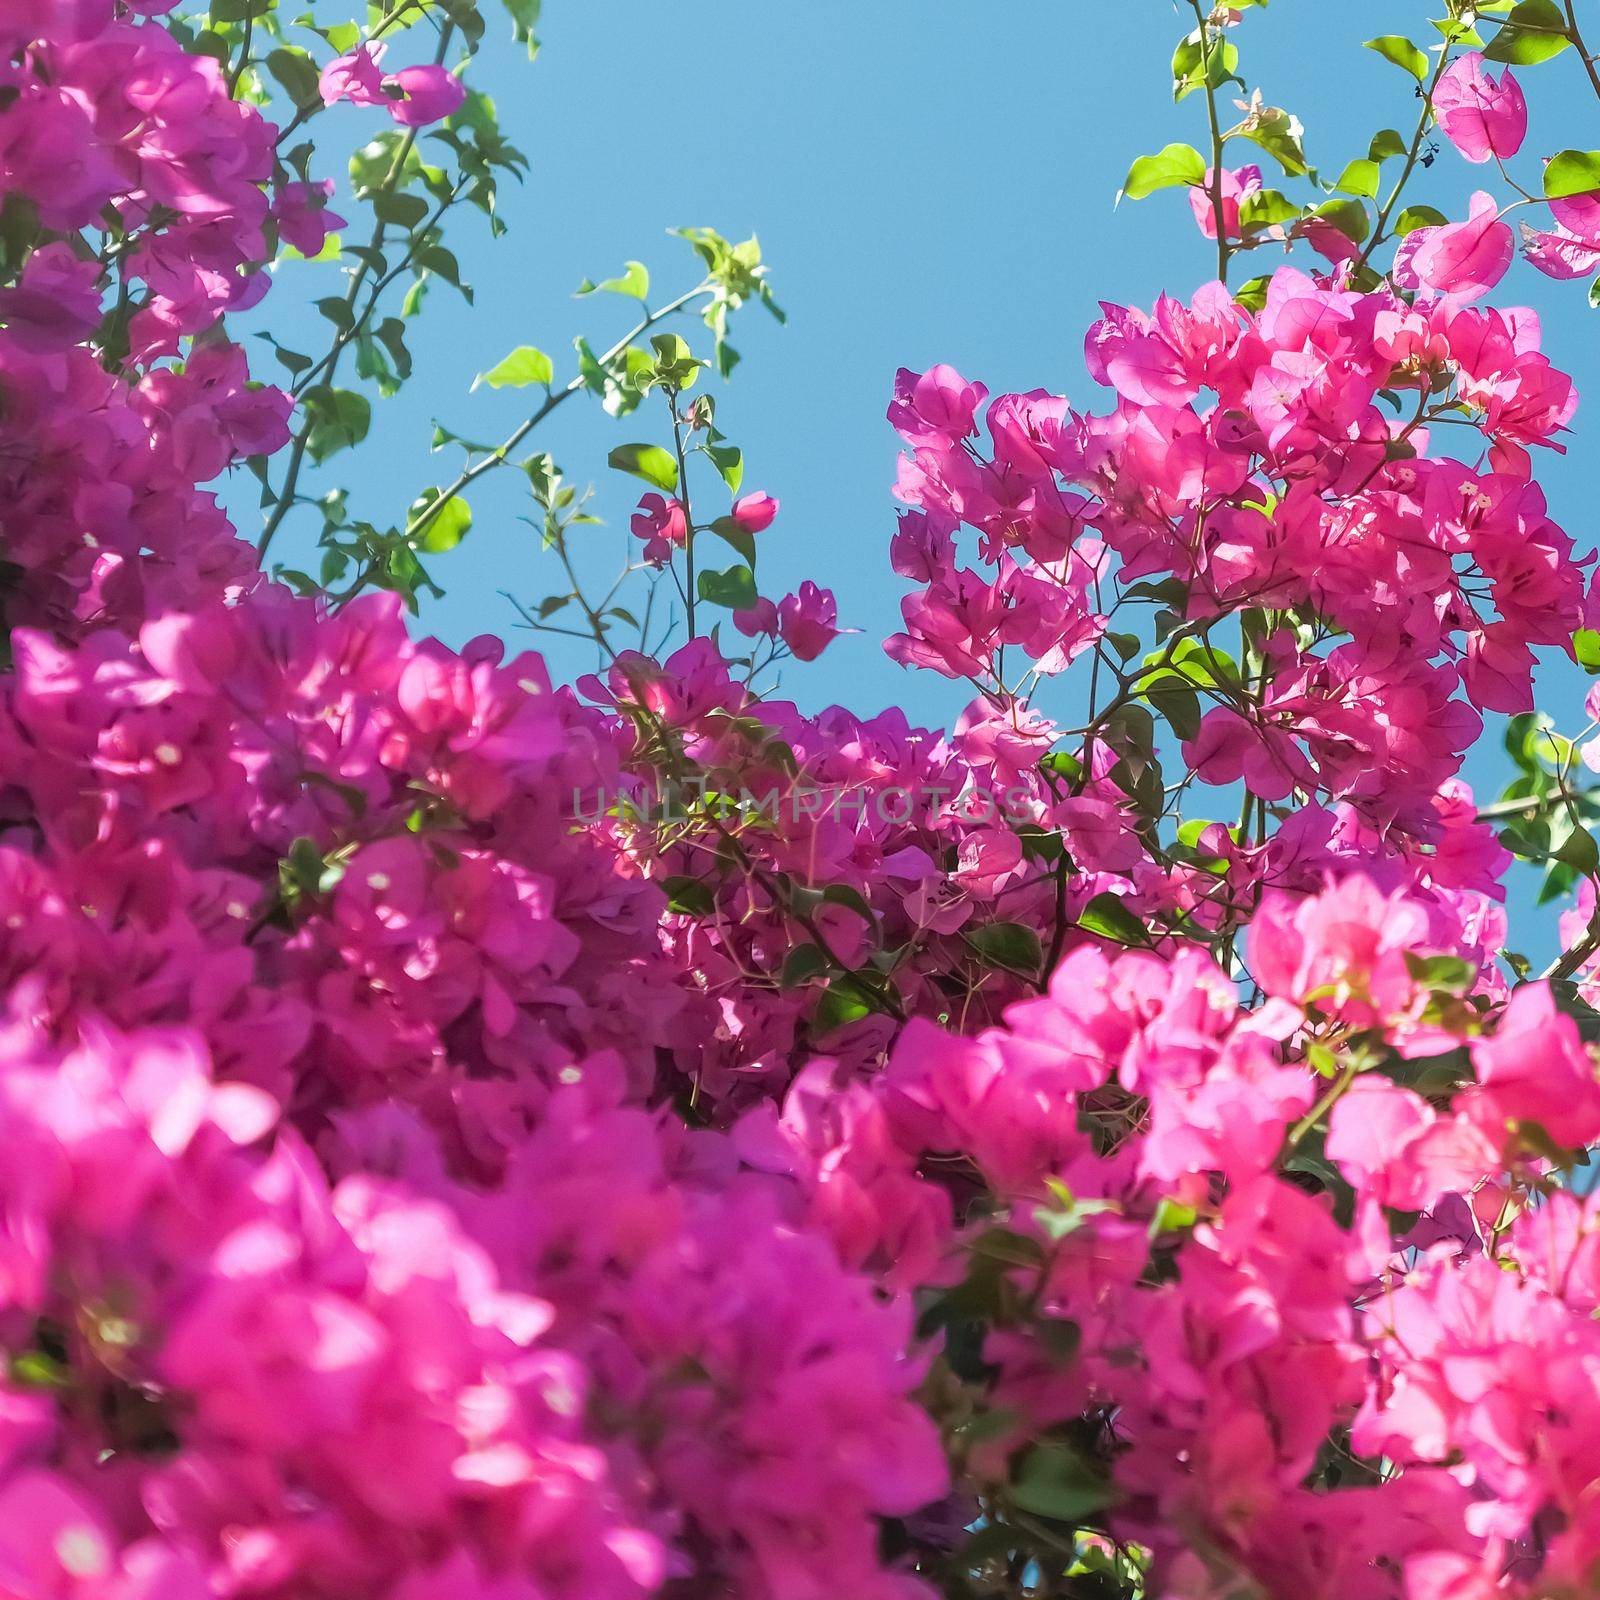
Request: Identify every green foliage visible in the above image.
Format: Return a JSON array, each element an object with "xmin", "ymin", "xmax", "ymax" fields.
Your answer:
[{"xmin": 1122, "ymin": 143, "xmax": 1207, "ymax": 200}]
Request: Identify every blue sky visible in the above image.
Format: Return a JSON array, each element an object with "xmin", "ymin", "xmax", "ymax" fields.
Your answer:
[{"xmin": 240, "ymin": 0, "xmax": 1600, "ymax": 953}]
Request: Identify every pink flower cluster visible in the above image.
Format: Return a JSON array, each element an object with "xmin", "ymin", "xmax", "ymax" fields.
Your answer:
[{"xmin": 1, "ymin": 6, "xmax": 1599, "ymax": 1600}]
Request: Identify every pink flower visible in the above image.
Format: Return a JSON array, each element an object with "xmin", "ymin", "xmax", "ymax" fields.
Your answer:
[
  {"xmin": 887, "ymin": 364, "xmax": 988, "ymax": 444},
  {"xmin": 1520, "ymin": 220, "xmax": 1600, "ymax": 279},
  {"xmin": 272, "ymin": 180, "xmax": 347, "ymax": 258},
  {"xmin": 1469, "ymin": 981, "xmax": 1600, "ymax": 1150},
  {"xmin": 629, "ymin": 493, "xmax": 688, "ymax": 566},
  {"xmin": 778, "ymin": 581, "xmax": 842, "ymax": 661},
  {"xmin": 0, "ymin": 243, "xmax": 102, "ymax": 351},
  {"xmin": 1394, "ymin": 191, "xmax": 1513, "ymax": 300},
  {"xmin": 733, "ymin": 598, "xmax": 779, "ymax": 638},
  {"xmin": 386, "ymin": 64, "xmax": 467, "ymax": 128},
  {"xmin": 1432, "ymin": 54, "xmax": 1526, "ymax": 163},
  {"xmin": 1186, "ymin": 164, "xmax": 1264, "ymax": 241},
  {"xmin": 319, "ymin": 42, "xmax": 389, "ymax": 107},
  {"xmin": 730, "ymin": 491, "xmax": 779, "ymax": 533}
]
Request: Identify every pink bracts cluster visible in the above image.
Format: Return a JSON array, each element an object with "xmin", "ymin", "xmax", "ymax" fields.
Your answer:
[{"xmin": 0, "ymin": 6, "xmax": 1597, "ymax": 1600}]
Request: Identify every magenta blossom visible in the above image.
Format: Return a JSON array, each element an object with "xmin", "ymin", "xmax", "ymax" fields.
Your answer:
[
  {"xmin": 1521, "ymin": 220, "xmax": 1600, "ymax": 279},
  {"xmin": 1187, "ymin": 164, "xmax": 1263, "ymax": 241},
  {"xmin": 0, "ymin": 244, "xmax": 102, "ymax": 351},
  {"xmin": 629, "ymin": 493, "xmax": 688, "ymax": 566},
  {"xmin": 1433, "ymin": 53, "xmax": 1526, "ymax": 163},
  {"xmin": 778, "ymin": 582, "xmax": 844, "ymax": 661},
  {"xmin": 386, "ymin": 64, "xmax": 467, "ymax": 127},
  {"xmin": 319, "ymin": 42, "xmax": 389, "ymax": 107},
  {"xmin": 733, "ymin": 598, "xmax": 780, "ymax": 638},
  {"xmin": 1393, "ymin": 190, "xmax": 1513, "ymax": 301},
  {"xmin": 272, "ymin": 180, "xmax": 347, "ymax": 258},
  {"xmin": 731, "ymin": 491, "xmax": 779, "ymax": 533}
]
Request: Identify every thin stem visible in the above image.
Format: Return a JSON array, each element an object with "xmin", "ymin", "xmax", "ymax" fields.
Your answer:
[
  {"xmin": 667, "ymin": 391, "xmax": 697, "ymax": 638},
  {"xmin": 1188, "ymin": 0, "xmax": 1230, "ymax": 283},
  {"xmin": 1287, "ymin": 1059, "xmax": 1360, "ymax": 1149},
  {"xmin": 227, "ymin": 11, "xmax": 255, "ymax": 97},
  {"xmin": 1563, "ymin": 1, "xmax": 1600, "ymax": 101},
  {"xmin": 1355, "ymin": 45, "xmax": 1452, "ymax": 276},
  {"xmin": 399, "ymin": 285, "xmax": 713, "ymax": 551},
  {"xmin": 259, "ymin": 20, "xmax": 458, "ymax": 559}
]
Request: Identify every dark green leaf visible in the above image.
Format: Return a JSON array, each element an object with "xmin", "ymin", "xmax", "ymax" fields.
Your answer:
[
  {"xmin": 662, "ymin": 875, "xmax": 715, "ymax": 917},
  {"xmin": 301, "ymin": 387, "xmax": 371, "ymax": 463},
  {"xmin": 1009, "ymin": 1443, "xmax": 1113, "ymax": 1523},
  {"xmin": 696, "ymin": 564, "xmax": 758, "ymax": 611},
  {"xmin": 1078, "ymin": 893, "xmax": 1146, "ymax": 946},
  {"xmin": 966, "ymin": 921, "xmax": 1043, "ymax": 976}
]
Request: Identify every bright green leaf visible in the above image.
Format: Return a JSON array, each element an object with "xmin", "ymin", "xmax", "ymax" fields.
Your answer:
[
  {"xmin": 607, "ymin": 443, "xmax": 678, "ymax": 492},
  {"xmin": 1336, "ymin": 158, "xmax": 1381, "ymax": 199},
  {"xmin": 1483, "ymin": 0, "xmax": 1571, "ymax": 64},
  {"xmin": 409, "ymin": 490, "xmax": 472, "ymax": 553},
  {"xmin": 1236, "ymin": 108, "xmax": 1309, "ymax": 177},
  {"xmin": 475, "ymin": 345, "xmax": 554, "ymax": 390},
  {"xmin": 578, "ymin": 260, "xmax": 650, "ymax": 300},
  {"xmin": 1122, "ymin": 143, "xmax": 1207, "ymax": 200},
  {"xmin": 1364, "ymin": 35, "xmax": 1430, "ymax": 80},
  {"xmin": 1545, "ymin": 149, "xmax": 1600, "ymax": 200}
]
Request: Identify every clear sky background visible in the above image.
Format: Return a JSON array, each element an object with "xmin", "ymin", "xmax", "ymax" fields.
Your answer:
[{"xmin": 240, "ymin": 0, "xmax": 1600, "ymax": 955}]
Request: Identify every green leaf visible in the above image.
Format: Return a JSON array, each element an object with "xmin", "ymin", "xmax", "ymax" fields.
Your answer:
[
  {"xmin": 1311, "ymin": 197, "xmax": 1371, "ymax": 245},
  {"xmin": 1336, "ymin": 158, "xmax": 1381, "ymax": 199},
  {"xmin": 780, "ymin": 944, "xmax": 830, "ymax": 989},
  {"xmin": 1078, "ymin": 893, "xmax": 1146, "ymax": 946},
  {"xmin": 1238, "ymin": 188, "xmax": 1299, "ymax": 231},
  {"xmin": 475, "ymin": 345, "xmax": 554, "ymax": 390},
  {"xmin": 1143, "ymin": 677, "xmax": 1202, "ymax": 741},
  {"xmin": 1121, "ymin": 142, "xmax": 1207, "ymax": 200},
  {"xmin": 265, "ymin": 46, "xmax": 323, "ymax": 110},
  {"xmin": 409, "ymin": 490, "xmax": 472, "ymax": 553},
  {"xmin": 813, "ymin": 979, "xmax": 873, "ymax": 1035},
  {"xmin": 1404, "ymin": 952, "xmax": 1477, "ymax": 994},
  {"xmin": 499, "ymin": 0, "xmax": 541, "ymax": 54},
  {"xmin": 966, "ymin": 921, "xmax": 1043, "ymax": 976},
  {"xmin": 1545, "ymin": 149, "xmax": 1600, "ymax": 200},
  {"xmin": 1395, "ymin": 204, "xmax": 1448, "ymax": 236},
  {"xmin": 661, "ymin": 875, "xmax": 715, "ymax": 916},
  {"xmin": 705, "ymin": 443, "xmax": 743, "ymax": 495},
  {"xmin": 301, "ymin": 387, "xmax": 371, "ymax": 463},
  {"xmin": 372, "ymin": 192, "xmax": 430, "ymax": 230},
  {"xmin": 1364, "ymin": 35, "xmax": 1430, "ymax": 80},
  {"xmin": 607, "ymin": 443, "xmax": 679, "ymax": 492},
  {"xmin": 1483, "ymin": 0, "xmax": 1570, "ymax": 63},
  {"xmin": 696, "ymin": 564, "xmax": 758, "ymax": 611},
  {"xmin": 1368, "ymin": 128, "xmax": 1409, "ymax": 162},
  {"xmin": 1234, "ymin": 274, "xmax": 1271, "ymax": 312},
  {"xmin": 1556, "ymin": 827, "xmax": 1600, "ymax": 876},
  {"xmin": 1009, "ymin": 1443, "xmax": 1113, "ymax": 1524},
  {"xmin": 707, "ymin": 517, "xmax": 758, "ymax": 567},
  {"xmin": 1236, "ymin": 108, "xmax": 1309, "ymax": 177},
  {"xmin": 1171, "ymin": 33, "xmax": 1239, "ymax": 102},
  {"xmin": 1574, "ymin": 628, "xmax": 1600, "ymax": 672},
  {"xmin": 577, "ymin": 260, "xmax": 650, "ymax": 300}
]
